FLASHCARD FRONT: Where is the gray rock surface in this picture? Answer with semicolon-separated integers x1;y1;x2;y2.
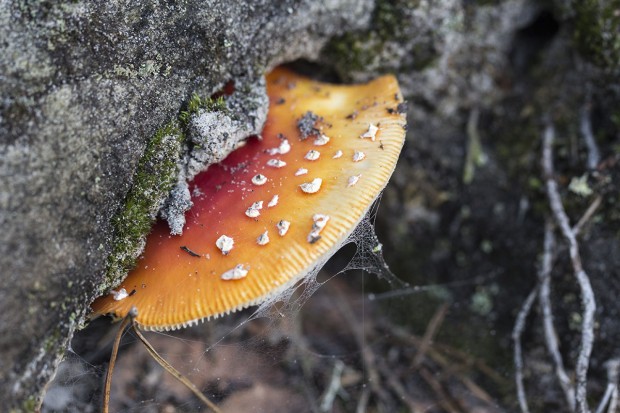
0;0;373;409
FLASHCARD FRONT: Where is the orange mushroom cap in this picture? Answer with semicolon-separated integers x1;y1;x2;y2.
91;67;407;330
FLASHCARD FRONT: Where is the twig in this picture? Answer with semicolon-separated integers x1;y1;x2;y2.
412;303;449;367
580;100;600;170
332;287;390;407
131;319;223;413
376;358;425;413
608;369;619;413
463;107;486;184
389;323;509;388
320;360;345;412
543;118;597;413
595;359;620;413
419;367;462;413
512;286;538;413
356;386;370;413
103;310;133;413
538;220;576;411
573;196;602;237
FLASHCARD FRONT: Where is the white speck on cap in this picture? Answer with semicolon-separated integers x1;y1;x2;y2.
313;134;330;146
267;159;287;168
111;288;128;301
347;174;361;187
299;178;322;194
312;214;330;229
333;150;343;159
304;150;320;161
257;231;270;245
252;174;267;185
360;123;379;141
295;168;308;176
215;235;234;255
221;264;249;280
276;220;290;236
267;139;291;155
307;214;330;243
267;194;279;207
353;151;366;162
245;201;263;218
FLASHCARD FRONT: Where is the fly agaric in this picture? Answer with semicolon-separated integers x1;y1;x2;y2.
91;67;407;330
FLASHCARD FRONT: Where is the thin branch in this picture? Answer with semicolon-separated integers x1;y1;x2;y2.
512;286;538;413
542;118;597;413
103;310;133;413
332;286;390;407
376;358;425;413
320;360;345;412
538;220;575;411
595;359;620;413
580;100;600;170
131;321;222;413
412;303;449;368
419;367;463;413
573;196;602;237
356;386;370;413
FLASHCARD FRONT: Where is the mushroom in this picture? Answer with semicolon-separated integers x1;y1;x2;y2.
91;67;407;331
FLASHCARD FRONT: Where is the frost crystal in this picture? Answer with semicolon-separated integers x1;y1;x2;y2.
360;123;379;141
299;178;322;194
251;174;267;185
276;220;290;236
221;264;249;280
215;235;234;255
257;231;270;245
304;150;320;161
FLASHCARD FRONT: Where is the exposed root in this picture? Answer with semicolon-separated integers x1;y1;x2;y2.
543;118;597;413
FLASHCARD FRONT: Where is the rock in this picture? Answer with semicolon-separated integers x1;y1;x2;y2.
0;0;373;409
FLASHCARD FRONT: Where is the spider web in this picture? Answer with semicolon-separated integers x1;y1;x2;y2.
42;195;414;413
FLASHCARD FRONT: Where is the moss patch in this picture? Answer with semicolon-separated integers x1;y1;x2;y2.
323;0;435;77
103;121;184;290
572;0;620;71
179;93;226;124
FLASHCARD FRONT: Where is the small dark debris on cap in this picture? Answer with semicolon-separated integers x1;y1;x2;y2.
346;111;358;120
297;111;321;139
180;245;201;257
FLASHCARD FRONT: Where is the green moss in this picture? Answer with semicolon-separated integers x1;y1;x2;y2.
323;0;435;76
572;0;620;71
324;31;383;72
19;396;38;413
103;121;184;289
179;94;226;124
43;328;62;353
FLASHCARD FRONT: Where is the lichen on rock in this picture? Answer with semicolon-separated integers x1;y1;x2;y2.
185;75;269;180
